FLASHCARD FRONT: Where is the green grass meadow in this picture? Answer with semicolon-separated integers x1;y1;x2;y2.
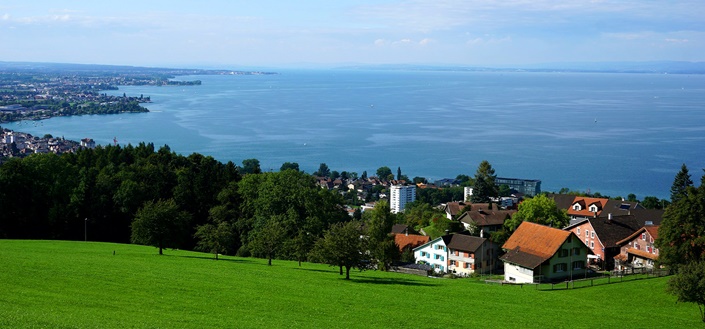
0;240;700;328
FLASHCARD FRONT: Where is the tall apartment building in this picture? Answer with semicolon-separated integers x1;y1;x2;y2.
389;184;416;213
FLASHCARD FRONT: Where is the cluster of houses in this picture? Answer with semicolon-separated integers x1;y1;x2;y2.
0;127;94;160
392;194;663;284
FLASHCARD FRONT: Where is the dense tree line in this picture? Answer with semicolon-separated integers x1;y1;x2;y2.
0;145;361;266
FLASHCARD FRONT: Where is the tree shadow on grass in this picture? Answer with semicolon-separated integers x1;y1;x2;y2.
349;277;439;287
291;267;341;274
168;254;255;264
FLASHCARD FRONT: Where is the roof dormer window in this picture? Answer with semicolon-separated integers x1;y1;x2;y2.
572;203;582;211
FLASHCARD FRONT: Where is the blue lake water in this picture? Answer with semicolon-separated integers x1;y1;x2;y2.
5;69;705;199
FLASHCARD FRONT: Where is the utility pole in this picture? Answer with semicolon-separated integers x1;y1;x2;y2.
84;218;88;242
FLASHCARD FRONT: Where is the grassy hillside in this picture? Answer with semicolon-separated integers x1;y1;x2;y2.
0;240;699;328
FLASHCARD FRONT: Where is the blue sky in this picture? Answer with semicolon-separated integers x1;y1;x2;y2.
0;0;703;68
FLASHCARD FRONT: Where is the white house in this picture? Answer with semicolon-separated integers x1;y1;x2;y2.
500;222;592;283
413;235;452;273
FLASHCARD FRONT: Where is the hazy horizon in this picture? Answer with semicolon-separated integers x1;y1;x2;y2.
1;1;703;68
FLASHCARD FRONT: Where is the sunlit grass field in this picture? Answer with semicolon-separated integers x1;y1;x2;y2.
0;240;699;328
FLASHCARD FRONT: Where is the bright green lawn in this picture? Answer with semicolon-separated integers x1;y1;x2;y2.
0;240;700;328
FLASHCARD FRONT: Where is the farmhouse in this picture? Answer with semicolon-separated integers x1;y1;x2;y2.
447;234;499;276
614;225;660;272
456;208;515;234
413;235;453;273
500;222;592;283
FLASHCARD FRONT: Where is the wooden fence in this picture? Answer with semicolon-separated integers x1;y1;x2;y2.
533;268;670;291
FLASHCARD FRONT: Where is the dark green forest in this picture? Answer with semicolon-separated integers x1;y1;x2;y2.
0;144;350;259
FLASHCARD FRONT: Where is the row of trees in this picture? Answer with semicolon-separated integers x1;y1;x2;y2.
0;145;407;279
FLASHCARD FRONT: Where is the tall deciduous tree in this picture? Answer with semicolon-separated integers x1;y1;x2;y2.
131;199;190;255
671;164;693;204
493;194;569;247
280;162;300;172
376;166;392;180
240;158;261;175
471;160;498;203
311;220;368;280
249;216;287;266
666;261;705;323
504;194;569;231
194;220;234;260
365;200;399;271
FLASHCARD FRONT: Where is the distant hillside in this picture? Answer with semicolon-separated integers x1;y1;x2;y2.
0;61;277;76
338;61;705;74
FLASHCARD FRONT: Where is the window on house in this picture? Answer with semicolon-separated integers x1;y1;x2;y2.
559;249;569;257
589;205;598;212
572;261;585;270
573;204;581;210
573;248;580;255
585;230;589;237
590;241;594;249
585;239;589;246
650;237;654;243
553;263;567;272
450;260;456;266
591;231;595;239
641;233;646;240
577;227;581;235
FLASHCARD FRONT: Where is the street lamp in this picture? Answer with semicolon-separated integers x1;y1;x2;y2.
84;218;87;242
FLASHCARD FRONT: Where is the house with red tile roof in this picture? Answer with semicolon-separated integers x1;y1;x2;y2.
564;209;663;270
500;222;592;283
614;226;660;272
395;233;430;254
567;197;609;219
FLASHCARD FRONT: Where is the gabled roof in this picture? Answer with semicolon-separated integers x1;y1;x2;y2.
565;215;640;248
626;248;658;261
413;234;453;251
457;209;514;227
444;202;469;217
568;197;609;217
391;224;409;234
549;193;578;211
395;234;430;252
500;222;574;269
447;234;487;253
616;226;660;246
